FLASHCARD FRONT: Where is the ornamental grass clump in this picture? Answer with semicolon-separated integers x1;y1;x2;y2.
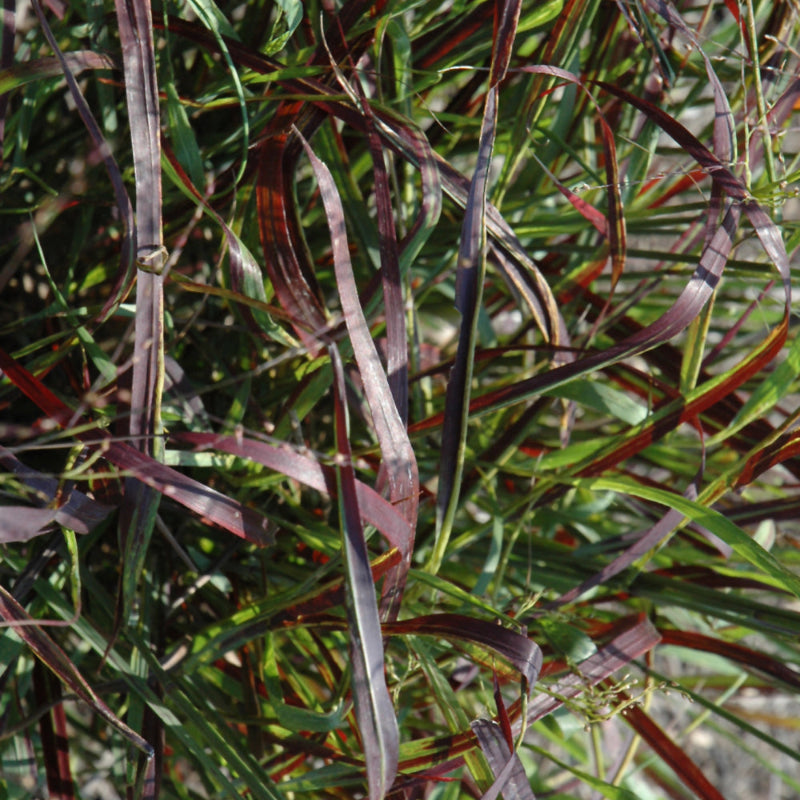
1;1;799;798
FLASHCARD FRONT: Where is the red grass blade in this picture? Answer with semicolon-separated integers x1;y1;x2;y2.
256;125;329;353
659;629;800;690
490;0;523;87
33;661;75;800
617;688;726;800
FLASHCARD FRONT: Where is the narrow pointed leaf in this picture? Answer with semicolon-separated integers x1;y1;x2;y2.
330;345;398;800
471;719;535;800
0;586;154;758
296;129;418;618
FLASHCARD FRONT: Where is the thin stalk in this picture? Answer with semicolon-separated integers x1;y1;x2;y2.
743;0;777;188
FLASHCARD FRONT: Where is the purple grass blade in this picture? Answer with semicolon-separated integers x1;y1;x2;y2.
0;586;154;758
547;480;713;609
103;439;274;546
171;431;411;551
646;0;735;163
115;0;166;625
359;90;409;424
330;344;399;800
2;439;143;542
0;445;113;539
523;616;661;728
579;515;694;601
0;50;115;93
0;348;274;545
117;0;162;250
384;613;542;693
472;719;536;800
296;129;418;619
432;83;499;573
0;507;58;543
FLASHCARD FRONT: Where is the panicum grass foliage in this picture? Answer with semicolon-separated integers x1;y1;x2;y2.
1;0;800;798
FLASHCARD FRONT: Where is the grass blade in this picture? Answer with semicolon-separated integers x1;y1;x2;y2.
330;344;399;800
114;0;166;629
296;127;418;617
0;586;154;759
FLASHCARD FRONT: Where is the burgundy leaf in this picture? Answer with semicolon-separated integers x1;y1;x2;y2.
384;613;542;692
524;615;661;727
297;129;418;618
0;49;115;90
548;479;706;608
257;125;329;353
736;429;800;487
618;690;726;800
114;0;166;625
471;719;535;800
490;0;523;87
171;430;411;551
330;344;399;800
358;88;408;422
0;446;113;538
392;616;658;777
33;661;75;800
435;83;499;569
659;629;800;690
645;0;735;162
0;507;57;543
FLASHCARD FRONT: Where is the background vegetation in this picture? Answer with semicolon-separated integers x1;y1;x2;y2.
1;0;799;798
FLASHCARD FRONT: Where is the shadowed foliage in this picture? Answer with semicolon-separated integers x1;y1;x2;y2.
1;0;800;798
